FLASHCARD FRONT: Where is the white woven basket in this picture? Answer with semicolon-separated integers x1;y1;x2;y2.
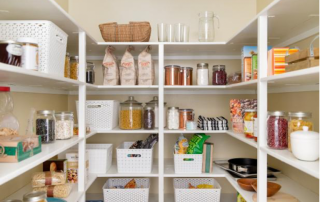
76;100;119;131
174;178;221;202
174;154;203;174
0;20;68;76
86;144;113;173
117;142;153;173
103;178;150;202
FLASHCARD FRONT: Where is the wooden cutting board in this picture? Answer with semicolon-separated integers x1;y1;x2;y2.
253;192;299;202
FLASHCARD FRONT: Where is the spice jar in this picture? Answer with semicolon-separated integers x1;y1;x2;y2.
17;37;39;71
267;111;288;149
167;107;179;129
146;96;167;128
55;111;74;140
64;52;70;78
165;65;180;85
143;106;155;129
70;56;79;80
119;96;143;130
179;109;194;130
212;65;227;85
197;63;209;85
86;62;95;84
23;191;47;202
36;110;55;143
0;40;22;67
244;109;256;138
288;112;313;151
179;67;193;85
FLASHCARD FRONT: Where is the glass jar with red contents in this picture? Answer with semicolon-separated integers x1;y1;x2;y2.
212;65;227;85
267;111;288;150
244;109;256;138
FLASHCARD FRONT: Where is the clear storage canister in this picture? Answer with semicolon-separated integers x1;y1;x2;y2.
146;96;167;128
212;65;227;85
179;67;193;85
143;106;155;129
179;109;194;130
64;52;70;78
167;107;179;129
288;112;313;151
36;110;55;143
244;109;256;138
267;111;288;150
86;62;95;84
197;63;209;85
70;56;79;80
119;96;143;130
23;191;47;202
55;111;74;140
165;65;180;85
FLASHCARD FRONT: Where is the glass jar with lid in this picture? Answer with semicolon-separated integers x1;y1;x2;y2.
179;109;194;130
64;52;70;78
119;96;143;130
143;106;155;129
267;111;288;149
167;107;179;130
36;110;55;143
212;65;227;85
288;112;313;151
55;111;74;140
165;65;180;85
86;62;95;84
244;109;257;138
70;56;79;80
23;191;47;202
197;63;209;85
179;67;193;85
146;96;167;128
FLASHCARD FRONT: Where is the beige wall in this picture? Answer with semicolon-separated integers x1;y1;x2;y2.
256;0;274;13
54;0;69;12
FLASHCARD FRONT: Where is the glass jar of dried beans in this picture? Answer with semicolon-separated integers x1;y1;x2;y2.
212;65;227;85
267;111;288;150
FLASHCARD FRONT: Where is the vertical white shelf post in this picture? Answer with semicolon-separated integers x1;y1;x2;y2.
257;15;268;202
78;31;87;202
158;44;164;202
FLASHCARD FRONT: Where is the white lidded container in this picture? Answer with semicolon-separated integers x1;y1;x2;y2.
17;37;39;71
291;126;319;161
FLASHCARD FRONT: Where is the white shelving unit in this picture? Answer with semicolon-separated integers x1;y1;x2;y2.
0;0;318;202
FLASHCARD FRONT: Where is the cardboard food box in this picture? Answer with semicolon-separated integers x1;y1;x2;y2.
43;159;67;181
267;48;299;76
66;151;89;183
0;135;41;163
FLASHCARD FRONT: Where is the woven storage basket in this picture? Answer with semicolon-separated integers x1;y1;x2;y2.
86;144;113;173
174;154;203;174
99;22;151;42
174;178;221;202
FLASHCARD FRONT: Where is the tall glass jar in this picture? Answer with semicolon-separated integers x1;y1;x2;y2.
288;112;313;151
70;56;79;80
167;107;179;130
267;111;288;149
119;96;143;130
143;106;155;129
36;110;55;143
23;191;47;202
244;109;256;138
198;11;220;42
86;62;95;84
179;67;193;85
179;109;194;130
212;65;227;85
165;65;180;85
64;52;70;78
146;96;167;128
197;63;209;85
55;111;74;140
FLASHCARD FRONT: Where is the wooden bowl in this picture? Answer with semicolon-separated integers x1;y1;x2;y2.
251;181;281;197
237;179;257;191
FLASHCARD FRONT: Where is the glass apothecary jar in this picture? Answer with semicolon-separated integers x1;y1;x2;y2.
165;65;180;85
197;63;209;86
86;62;95;84
70;56;79;80
179;109;194;130
244;109;256;138
179;67;193;85
119;96;143;130
23;191;47;202
267;111;288;149
36;110;55;143
212;65;227;85
288;112;313;151
167;107;179;130
146;96;167;128
55;111;74;140
143;106;155;129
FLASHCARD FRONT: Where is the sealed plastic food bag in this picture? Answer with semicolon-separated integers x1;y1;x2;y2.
120;46;137;85
138;46;154;85
186;133;210;154
32;171;66;188
174;134;189;154
102;46;119;85
33;183;72;198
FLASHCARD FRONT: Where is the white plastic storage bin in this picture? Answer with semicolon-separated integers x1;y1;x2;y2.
0;20;68;76
174;154;203;174
103;178;150;202
117;142;153;173
86;144;113;173
76;100;119;131
174;178;221;202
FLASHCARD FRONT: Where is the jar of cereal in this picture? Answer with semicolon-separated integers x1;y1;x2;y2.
119;96;143;130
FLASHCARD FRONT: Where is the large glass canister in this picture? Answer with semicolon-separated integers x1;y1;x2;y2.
197;63;209;86
244;109;257;138
165;65;180;85
55;111;74;140
143;106;155;129
288;112;313;151
212;65;227;85
86;62;95;84
23;191;47;202
36;110;55;143
70;56;79;80
167;107;179;130
198;11;220;42
146;96;167;128
119;96;143;130
267;111;288;149
179;109;194;130
179;67;193;85
64;52;70;78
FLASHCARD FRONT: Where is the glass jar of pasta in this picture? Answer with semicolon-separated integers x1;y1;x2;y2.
119;96;143;130
70;56;79;80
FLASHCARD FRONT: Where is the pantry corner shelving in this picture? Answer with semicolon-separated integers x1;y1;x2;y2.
97;163;159;178
96;127;159;134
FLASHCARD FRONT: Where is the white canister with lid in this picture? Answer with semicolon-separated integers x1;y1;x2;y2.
197;63;209;85
291;126;319;161
17;37;39;71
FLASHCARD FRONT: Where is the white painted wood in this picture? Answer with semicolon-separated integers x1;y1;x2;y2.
96;163;159;177
96;127;159;134
164;129;227;134
227;131;258;148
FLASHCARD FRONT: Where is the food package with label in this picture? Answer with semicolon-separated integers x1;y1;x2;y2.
120;46;137;85
43;159;67;182
230;99;257;133
32;171;66;188
267;48;299;76
102;46;119;85
33;183;72;198
66;151;89;183
0;135;41;163
138;46;155;85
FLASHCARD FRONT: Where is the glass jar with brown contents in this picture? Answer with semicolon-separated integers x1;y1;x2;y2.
179;109;194;129
64;52;70;78
119;96;143;130
244;109;257;138
70;56;79;80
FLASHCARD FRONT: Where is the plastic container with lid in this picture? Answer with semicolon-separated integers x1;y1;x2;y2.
70;56;79;80
244;109;256;138
0;40;22;67
36;110;55;143
212;65;227;85
64;52;70;78
197;63;209;85
55;111;74;140
288;112;313;151
267;111;288;149
23;191;47;202
17;37;39;71
165;65;180;85
179;67;193;85
2;200;22;202
167;107;179;130
179;109;194;130
146;96;167;128
143;106;155;129
119;96;143;130
86;62;95;84
291;126;319;161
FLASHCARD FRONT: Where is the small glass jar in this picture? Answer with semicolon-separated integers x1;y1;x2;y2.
165;65;180;85
186;121;197;130
179;109;194;130
179;67;193;85
267;111;288;149
212;65;227;85
143;106;155;129
167;107;179;130
86;62;95;84
146;96;167;128
36;110;55;143
55;111;74;140
288;112;313;151
23;191;47;202
244;109;256;138
119;96;143;130
64;52;70;78
197;63;209;86
70;56;79;80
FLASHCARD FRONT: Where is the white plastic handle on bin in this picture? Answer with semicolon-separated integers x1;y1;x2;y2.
55;34;64;44
87;105;102;109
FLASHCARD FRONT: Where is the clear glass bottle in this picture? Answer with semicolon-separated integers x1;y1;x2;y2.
146;96;167;128
36;110;55;143
70;56;79;80
64;52;70;78
167;107;179;130
197;63;209;85
0;86;19;135
143;106;155;129
119;96;143;130
23;191;47;202
198;11;220;42
55;111;74;140
86;62;95;84
212;65;227;85
267;111;288;149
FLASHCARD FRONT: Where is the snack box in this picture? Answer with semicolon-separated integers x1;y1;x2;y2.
43;159;68;181
0;135;41;163
66;151;89;183
267;48;300;75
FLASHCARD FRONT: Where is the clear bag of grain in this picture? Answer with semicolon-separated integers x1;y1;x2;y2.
33;184;72;198
138;46;154;85
120;46;137;85
102;46;119;85
32;171;66;188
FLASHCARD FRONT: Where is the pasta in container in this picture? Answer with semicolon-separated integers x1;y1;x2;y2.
33;184;72;198
32;171;66;188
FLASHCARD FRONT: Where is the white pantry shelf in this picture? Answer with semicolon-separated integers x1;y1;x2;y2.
97;127;159;134
164;193;236;202
226;131;257;148
86;193;159;202
164;129;227;134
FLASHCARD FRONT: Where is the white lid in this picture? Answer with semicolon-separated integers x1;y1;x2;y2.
17;37;38;44
291;126;319;140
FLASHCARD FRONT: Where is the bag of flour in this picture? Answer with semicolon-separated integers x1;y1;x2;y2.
102;46;119;85
120;46;137;85
138;46;154;85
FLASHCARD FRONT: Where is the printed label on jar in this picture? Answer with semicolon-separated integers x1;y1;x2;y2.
6;44;22;56
244;120;254;133
253;118;258;137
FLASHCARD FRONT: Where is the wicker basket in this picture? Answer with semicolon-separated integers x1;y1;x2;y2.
99;22;151;42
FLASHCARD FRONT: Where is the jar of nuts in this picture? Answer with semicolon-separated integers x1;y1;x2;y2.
55;111;74;140
119;96;143;130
